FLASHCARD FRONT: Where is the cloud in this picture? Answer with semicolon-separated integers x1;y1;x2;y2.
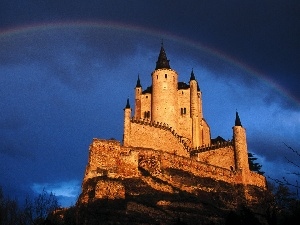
0;27;143;93
31;180;81;207
0;137;34;159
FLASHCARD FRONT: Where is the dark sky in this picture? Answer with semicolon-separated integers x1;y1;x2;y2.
0;0;299;206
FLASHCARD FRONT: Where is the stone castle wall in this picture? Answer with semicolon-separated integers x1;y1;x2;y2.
126;119;190;157
83;139;266;188
196;146;235;170
84;139;139;181
177;88;192;139
140;92;151;119
79;138;266;204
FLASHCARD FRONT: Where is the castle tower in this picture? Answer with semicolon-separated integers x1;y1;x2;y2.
151;44;178;130
134;75;142;120
123;98;131;146
190;69;200;147
233;112;250;173
197;82;203;119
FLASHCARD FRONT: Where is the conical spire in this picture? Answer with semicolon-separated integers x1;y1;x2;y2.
125;98;130;109
235;111;242;126
190;68;196;81
155;41;171;70
136;74;142;88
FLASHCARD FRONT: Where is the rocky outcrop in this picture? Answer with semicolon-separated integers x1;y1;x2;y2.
51;138;269;224
66;170;270;225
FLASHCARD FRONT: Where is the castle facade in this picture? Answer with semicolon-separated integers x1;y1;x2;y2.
130;45;210;149
79;44;266;204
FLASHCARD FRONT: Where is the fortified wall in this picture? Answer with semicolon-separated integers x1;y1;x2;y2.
80;138;266;203
84;139;139;181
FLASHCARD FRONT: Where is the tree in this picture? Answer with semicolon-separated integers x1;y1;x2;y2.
24;188;60;225
248;152;265;175
269;143;300;197
270;183;300;225
0;186;22;225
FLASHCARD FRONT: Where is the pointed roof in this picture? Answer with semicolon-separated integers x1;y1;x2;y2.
189;69;201;91
125;98;130;109
190;68;196;81
136;74;142;88
235;111;242;126
155;42;171;70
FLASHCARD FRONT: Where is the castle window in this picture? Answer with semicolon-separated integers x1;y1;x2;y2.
146;96;148;98
144;111;150;118
165;74;167;78
157;75;158;79
181;108;187;115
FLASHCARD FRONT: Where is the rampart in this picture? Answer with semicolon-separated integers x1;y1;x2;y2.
84;139;139;181
83;139;266;189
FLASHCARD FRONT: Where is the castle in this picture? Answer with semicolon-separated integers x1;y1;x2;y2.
79;44;266;204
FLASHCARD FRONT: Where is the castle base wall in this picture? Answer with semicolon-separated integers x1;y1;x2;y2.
196;146;235;171
80;138;266;203
84;139;140;181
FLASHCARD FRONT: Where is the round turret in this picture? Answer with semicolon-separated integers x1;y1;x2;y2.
123;98;132;146
190;69;199;118
151;45;178;130
134;75;142;120
233;112;250;172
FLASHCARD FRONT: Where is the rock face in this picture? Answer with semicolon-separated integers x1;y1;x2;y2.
73;170;270;225
68;139;271;225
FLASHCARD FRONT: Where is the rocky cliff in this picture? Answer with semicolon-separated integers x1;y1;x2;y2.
73;170;270;225
51;139;270;225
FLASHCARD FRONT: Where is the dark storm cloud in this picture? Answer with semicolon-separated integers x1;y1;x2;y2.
0;27;141;91
1;0;299;100
0;137;33;158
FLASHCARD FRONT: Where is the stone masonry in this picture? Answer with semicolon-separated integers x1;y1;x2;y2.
78;44;267;204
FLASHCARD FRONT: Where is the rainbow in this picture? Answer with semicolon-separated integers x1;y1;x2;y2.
0;21;298;106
